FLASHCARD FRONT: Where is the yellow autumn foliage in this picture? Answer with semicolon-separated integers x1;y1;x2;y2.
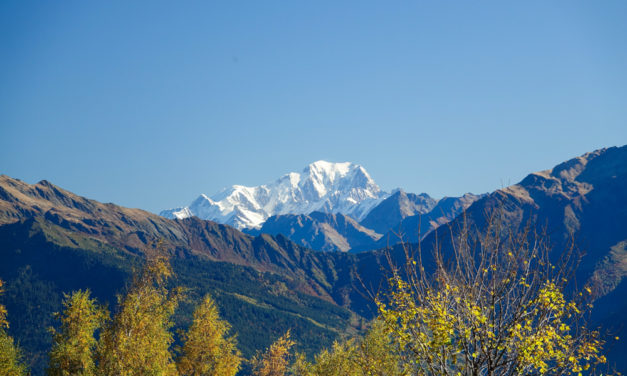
48;290;107;376
177;294;242;376
292;320;405;376
252;330;295;376
97;254;182;376
0;279;28;376
376;213;608;375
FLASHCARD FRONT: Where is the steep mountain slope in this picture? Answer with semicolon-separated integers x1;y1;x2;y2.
410;145;627;370
369;193;483;249
452;146;627;287
412;146;627;296
0;175;372;375
0;175;373;304
1;145;626;373
246;211;382;252
248;191;479;254
359;190;436;234
160;161;389;229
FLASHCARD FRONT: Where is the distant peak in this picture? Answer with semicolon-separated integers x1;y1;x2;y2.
36;179;54;187
304;161;373;180
309;160;350;167
161;159;388;228
306;160;353;173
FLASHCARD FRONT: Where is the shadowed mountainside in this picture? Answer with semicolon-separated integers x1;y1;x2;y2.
0;175;376;375
0;175;368;303
1;145;626;373
364;192;483;251
246;190;481;253
410;145;627;371
245;211;382;252
359;190;437;234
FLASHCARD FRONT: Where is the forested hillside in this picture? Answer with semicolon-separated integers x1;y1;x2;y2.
1;146;626;374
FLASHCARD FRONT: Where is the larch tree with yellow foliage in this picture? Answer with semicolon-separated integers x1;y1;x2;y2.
47;290;107;376
376;212;608;375
291;320;405;376
252;330;294;376
177;294;242;376
292;339;357;376
0;279;28;376
97;253;183;376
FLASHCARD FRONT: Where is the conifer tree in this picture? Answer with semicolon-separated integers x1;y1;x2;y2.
177;294;242;376
252;330;294;376
47;289;107;376
0;280;28;376
97;254;182;376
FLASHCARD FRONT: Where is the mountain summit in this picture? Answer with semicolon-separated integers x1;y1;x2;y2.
160;161;389;229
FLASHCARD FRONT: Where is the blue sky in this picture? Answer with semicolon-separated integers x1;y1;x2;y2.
1;1;626;213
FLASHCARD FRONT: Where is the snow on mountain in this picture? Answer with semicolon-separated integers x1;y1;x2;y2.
160;161;390;229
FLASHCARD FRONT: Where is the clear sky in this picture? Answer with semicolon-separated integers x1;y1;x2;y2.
1;1;626;213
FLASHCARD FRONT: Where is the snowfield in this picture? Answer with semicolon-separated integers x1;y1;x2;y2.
160;161;389;229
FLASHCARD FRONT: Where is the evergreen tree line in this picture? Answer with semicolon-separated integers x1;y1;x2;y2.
0;216;614;376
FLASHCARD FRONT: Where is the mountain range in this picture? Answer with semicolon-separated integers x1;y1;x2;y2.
0;145;626;374
244;211;381;253
162;161;484;252
160;161;388;229
0;175;372;374
244;190;483;253
412;145;627;370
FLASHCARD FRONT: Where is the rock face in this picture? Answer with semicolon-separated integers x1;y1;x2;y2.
161;161;389;229
246;211;382;252
419;146;627;291
413;145;627;370
359;190;437;234
367;192;484;250
157;161;479;251
253;191;482;253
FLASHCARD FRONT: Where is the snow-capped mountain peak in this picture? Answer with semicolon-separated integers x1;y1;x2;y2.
160;161;389;229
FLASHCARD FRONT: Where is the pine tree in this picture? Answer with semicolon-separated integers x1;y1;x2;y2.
0;280;28;376
97;254;182;376
47;289;107;376
177;294;242;376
